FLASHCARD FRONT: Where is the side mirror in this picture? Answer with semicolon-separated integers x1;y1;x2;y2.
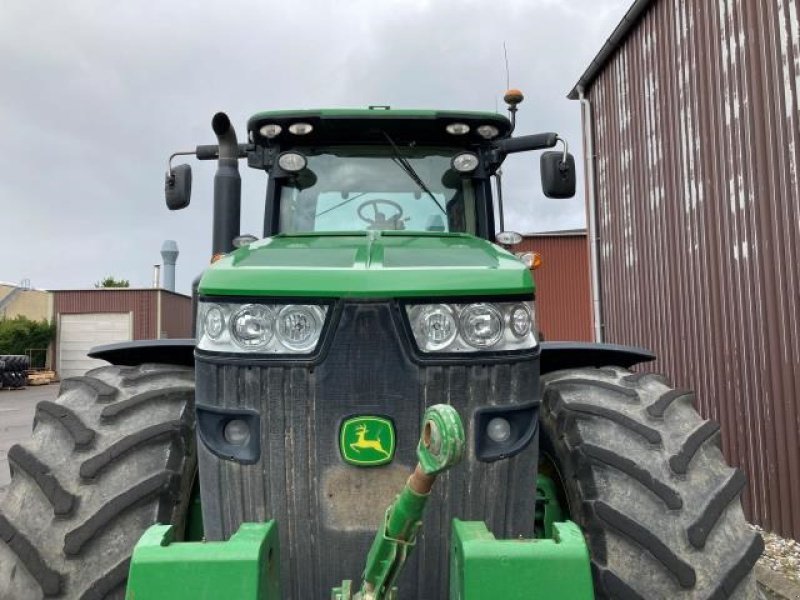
541;151;576;199
165;164;192;210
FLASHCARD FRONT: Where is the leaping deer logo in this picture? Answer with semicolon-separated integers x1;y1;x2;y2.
349;424;390;457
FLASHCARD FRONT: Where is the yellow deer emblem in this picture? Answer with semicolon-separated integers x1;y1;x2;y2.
350;424;390;457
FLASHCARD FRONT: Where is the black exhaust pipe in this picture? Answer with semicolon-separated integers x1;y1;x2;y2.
211;112;241;255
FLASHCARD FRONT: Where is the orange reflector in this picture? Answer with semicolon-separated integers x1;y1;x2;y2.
211;253;225;263
532;253;543;270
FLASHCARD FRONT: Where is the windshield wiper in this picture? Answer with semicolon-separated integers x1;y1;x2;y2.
382;132;446;215
315;191;370;218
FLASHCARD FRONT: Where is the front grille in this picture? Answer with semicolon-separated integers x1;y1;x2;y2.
196;301;540;598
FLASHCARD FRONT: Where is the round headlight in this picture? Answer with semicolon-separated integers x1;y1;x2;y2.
231;304;274;349
223;419;250;445
412;304;457;351
487;417;512;443
477;125;500;139
203;304;225;340
259;124;282;139
277;152;307;172
288;122;313;135
275;305;323;351
459;303;504;348
508;304;532;337
446;122;470;135
451;152;479;173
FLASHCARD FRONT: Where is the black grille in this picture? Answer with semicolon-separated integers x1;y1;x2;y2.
196;301;540;598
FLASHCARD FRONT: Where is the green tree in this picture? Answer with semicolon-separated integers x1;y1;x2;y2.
0;316;56;367
94;276;130;288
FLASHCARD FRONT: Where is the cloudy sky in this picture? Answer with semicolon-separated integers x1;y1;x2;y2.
0;0;629;294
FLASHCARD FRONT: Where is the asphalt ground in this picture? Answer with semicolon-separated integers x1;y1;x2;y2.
0;384;57;497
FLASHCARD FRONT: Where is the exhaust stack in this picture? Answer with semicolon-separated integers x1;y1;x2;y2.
211;112;241;255
160;240;179;292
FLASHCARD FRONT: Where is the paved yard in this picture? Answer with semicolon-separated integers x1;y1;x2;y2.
0;384;57;496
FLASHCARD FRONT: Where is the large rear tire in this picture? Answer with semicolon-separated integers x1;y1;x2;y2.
0;364;196;599
540;367;763;599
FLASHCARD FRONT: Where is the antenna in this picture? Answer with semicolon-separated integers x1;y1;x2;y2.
501;42;524;132
503;42;510;90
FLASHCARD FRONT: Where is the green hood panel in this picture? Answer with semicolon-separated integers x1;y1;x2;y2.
199;232;533;298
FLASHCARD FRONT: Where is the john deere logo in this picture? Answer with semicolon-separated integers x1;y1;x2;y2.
340;416;395;466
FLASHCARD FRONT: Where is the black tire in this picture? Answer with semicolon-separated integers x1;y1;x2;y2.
0;356;27;372
0;364;196;599
540;367;763;599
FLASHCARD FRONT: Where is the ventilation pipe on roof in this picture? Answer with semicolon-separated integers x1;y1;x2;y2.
579;86;604;343
160;240;179;292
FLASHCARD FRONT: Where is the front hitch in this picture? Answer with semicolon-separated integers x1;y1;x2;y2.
333;404;466;600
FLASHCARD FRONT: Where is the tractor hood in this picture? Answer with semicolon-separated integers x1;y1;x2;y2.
198;232;533;298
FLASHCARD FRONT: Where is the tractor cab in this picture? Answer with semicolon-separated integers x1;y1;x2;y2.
166;103;576;257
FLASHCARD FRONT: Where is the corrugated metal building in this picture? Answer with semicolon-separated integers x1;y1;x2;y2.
513;230;593;341
53;289;191;378
569;0;800;538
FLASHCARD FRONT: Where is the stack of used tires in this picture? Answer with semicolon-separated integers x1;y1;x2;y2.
0;355;29;390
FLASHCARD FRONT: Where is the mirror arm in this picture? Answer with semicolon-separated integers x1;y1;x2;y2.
492;132;559;156
556;136;570;169
167;143;253;175
166;150;196;178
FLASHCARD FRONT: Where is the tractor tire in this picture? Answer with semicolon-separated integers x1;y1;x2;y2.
0;355;28;372
540;367;763;599
0;363;196;599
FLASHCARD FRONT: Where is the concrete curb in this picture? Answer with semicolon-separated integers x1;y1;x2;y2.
757;565;800;599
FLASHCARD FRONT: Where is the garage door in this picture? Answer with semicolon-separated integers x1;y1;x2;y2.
58;313;132;379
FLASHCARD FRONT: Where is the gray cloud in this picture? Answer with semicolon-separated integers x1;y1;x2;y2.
0;0;629;293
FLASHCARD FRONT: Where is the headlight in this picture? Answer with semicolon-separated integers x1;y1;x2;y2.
231;304;274;349
259;123;282;138
406;301;537;353
197;301;328;354
277;152;307;172
476;124;500;139
451;152;479;173
459;303;503;347
408;304;458;351
275;305;325;351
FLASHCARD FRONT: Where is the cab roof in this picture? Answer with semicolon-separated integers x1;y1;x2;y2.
247;108;512;146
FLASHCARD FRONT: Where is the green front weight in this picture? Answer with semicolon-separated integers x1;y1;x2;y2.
450;519;594;600
126;522;281;599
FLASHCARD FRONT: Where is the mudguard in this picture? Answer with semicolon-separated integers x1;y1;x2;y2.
88;338;195;366
539;341;654;375
88;340;654;374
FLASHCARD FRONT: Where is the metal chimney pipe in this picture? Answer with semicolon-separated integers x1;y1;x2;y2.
160;240;179;292
153;264;161;289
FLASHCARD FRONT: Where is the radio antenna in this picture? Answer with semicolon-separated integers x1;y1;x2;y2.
503;42;510;90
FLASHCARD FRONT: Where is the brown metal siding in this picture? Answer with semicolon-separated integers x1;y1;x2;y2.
584;0;800;538
514;236;593;341
159;291;193;339
53;290;158;340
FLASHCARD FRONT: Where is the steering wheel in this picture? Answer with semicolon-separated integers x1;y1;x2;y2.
357;198;405;229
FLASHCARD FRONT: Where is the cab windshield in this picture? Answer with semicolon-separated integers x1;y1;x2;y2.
277;146;477;234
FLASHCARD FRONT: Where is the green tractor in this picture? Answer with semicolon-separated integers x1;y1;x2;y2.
0;96;763;599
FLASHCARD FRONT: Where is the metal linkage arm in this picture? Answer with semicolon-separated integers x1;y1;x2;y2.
333;404;465;600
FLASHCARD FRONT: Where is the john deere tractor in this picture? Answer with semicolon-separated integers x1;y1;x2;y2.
0;96;763;599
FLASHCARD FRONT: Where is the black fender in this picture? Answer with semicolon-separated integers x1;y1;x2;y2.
88;339;196;367
88;339;654;374
539;341;654;375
